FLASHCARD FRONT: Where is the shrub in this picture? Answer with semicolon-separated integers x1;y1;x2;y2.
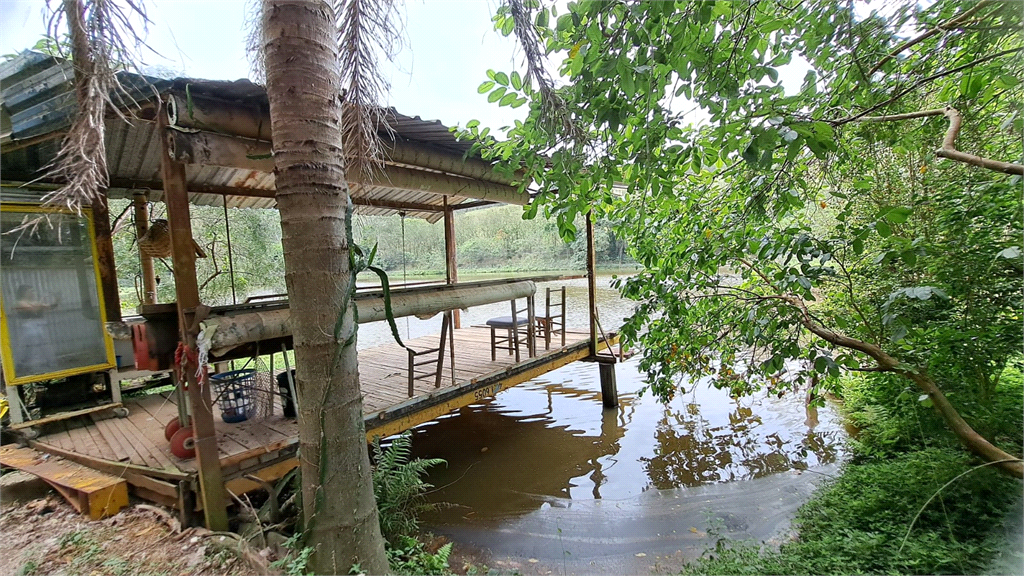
684;448;1018;575
371;432;446;543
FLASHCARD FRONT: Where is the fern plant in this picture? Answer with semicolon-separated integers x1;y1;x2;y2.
372;432;446;542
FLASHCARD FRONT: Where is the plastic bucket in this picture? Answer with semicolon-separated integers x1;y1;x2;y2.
210;369;255;424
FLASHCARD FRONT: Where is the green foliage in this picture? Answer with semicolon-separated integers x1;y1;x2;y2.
110;202;286;309
683;449;1019;576
270;534;314;576
468;0;1023;472
371;432;446;543
840;362;1024;460
386;536;453;575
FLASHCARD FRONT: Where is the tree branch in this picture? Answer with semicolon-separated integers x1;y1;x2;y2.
832;47;1023;126
868;0;994;76
853;107;1024;176
774;291;1023;478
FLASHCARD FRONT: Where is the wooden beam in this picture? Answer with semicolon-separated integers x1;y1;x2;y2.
168;91;517;185
0;444;129;520
28;440;190;481
8;403;121;431
165;129;528;205
158;103;229;532
586;211;598;357
133;193;157;304
112;177;450;214
443;198;460;328
169;128;272;172
91;192;121;321
366;164;526;205
3;175;478;215
450;200;498;211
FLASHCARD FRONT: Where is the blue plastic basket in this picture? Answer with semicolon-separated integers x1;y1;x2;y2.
210;369;255;424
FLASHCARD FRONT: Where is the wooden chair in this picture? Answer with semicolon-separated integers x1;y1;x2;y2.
486;296;535;362
535;286;566;350
406;311;455;397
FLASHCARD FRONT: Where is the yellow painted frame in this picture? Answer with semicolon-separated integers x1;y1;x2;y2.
0;203;116;385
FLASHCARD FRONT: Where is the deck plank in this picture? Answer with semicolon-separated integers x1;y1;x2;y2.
88;416;133;462
23;324;606;493
116;414;178;470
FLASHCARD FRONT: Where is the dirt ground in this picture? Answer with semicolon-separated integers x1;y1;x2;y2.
0;496;259;576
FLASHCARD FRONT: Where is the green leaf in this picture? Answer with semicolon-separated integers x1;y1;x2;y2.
621;71;636;97
884;206;912;224
499;92;517;107
814;357;827;373
556;13;572;31
535;9;549;27
876;221;892;237
366;265;406;349
494;72;510;86
477;81;495;94
511;71;523;90
852;238;864;254
742;143;759;165
488;87;507;103
996;74;1020;89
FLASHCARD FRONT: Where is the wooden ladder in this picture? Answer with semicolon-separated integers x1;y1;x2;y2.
0;444;128;520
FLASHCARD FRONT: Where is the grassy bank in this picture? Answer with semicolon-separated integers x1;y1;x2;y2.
683;365;1024;576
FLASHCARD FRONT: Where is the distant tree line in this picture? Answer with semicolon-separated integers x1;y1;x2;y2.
109;201;634;310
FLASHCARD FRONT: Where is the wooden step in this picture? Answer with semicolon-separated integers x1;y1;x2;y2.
0;444;128;519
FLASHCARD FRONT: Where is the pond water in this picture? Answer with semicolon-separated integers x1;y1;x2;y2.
358;275;847;573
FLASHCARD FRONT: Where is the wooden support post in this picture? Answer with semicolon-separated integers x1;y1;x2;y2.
133;193;157;305
6;383;25;425
599;362;618;408
91;192;121;322
443;199;460;328
586;211;598;357
526;295;536;358
159;104;229;532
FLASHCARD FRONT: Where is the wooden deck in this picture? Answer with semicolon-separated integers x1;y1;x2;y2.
25;326;610;505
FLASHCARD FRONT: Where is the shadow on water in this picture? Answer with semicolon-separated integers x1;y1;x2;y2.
362;275;847;572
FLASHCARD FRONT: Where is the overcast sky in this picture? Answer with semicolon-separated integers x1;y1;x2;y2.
0;0;526;130
0;0;830;136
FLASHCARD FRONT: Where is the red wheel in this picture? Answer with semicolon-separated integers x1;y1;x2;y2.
164;417;192;441
164;418;182;441
169;427;196;459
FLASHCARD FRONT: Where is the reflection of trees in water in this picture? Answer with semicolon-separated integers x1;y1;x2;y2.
641;399;840;489
413;378;839;522
412;383;632;519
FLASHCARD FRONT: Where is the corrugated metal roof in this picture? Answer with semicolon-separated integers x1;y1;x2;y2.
0;51;505;222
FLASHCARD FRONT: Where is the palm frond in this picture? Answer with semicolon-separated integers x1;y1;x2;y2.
334;0;404;183
35;0;151;217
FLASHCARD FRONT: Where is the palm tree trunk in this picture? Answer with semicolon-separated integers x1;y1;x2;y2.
261;1;388;573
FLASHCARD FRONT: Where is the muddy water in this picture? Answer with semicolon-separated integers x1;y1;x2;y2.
360;276;847;573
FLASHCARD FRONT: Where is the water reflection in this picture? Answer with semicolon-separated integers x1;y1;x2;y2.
359;273;846;569
407;357;843;526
